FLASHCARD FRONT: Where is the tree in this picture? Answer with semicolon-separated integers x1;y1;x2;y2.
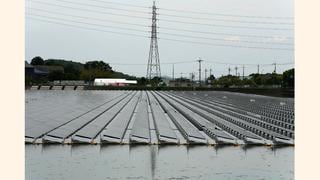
250;73;265;86
64;64;80;80
215;75;241;87
30;56;44;65
242;78;256;87
80;68;113;81
207;75;216;85
282;68;294;88
176;77;190;83
80;61;113;82
138;77;147;86
207;75;216;81
48;71;64;81
150;76;162;87
84;61;112;72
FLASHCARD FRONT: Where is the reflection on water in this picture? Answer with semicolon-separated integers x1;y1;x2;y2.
150;146;157;180
26;145;294;180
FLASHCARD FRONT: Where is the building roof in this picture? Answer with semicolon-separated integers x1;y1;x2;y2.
34;65;64;73
34;68;49;74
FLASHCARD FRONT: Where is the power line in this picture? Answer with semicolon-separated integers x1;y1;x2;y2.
31;0;293;21
278;62;295;65
26;16;150;38
159;13;293;25
162;60;196;65
29;0;150;14
26;7;293;40
26;15;294;51
28;0;293;31
158;37;294;51
108;63;146;66
27;0;150;20
205;61;256;66
158;7;293;20
27;10;292;46
90;59;293;67
159;26;293;39
31;0;293;23
87;0;150;9
159;18;293;31
56;0;293;23
30;0;293;20
111;61;293;71
89;60;194;66
159;32;293;46
26;7;149;27
205;60;294;66
26;13;150;33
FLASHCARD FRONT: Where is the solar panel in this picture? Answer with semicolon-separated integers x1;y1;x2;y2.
130;92;150;143
72;92;135;143
25;90;294;145
45;92;128;141
159;92;235;142
101;92;141;143
25;91;126;139
147;92;177;143
152;92;206;144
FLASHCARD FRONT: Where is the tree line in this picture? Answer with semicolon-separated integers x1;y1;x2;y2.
26;56;294;88
26;56;137;84
208;68;294;88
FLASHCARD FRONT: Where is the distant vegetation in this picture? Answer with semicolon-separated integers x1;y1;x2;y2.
212;69;294;88
26;56;294;88
27;56;137;84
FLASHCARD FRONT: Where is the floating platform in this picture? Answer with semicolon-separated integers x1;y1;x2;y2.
25;90;294;146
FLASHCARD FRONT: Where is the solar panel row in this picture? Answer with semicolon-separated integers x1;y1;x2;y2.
25;90;294;145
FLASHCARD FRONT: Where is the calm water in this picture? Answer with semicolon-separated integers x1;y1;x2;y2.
26;145;293;180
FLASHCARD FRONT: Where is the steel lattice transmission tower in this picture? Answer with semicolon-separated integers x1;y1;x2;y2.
146;1;161;79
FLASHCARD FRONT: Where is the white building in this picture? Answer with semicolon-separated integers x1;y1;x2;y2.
94;78;137;86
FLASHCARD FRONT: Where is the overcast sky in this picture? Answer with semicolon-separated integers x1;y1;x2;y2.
25;0;294;78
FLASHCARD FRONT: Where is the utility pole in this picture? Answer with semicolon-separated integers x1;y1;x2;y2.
235;66;238;77
191;72;195;89
242;65;245;79
273;62;277;73
257;64;260;74
172;64;174;81
146;1;161;80
89;63;92;85
209;68;212;77
205;69;208;85
197;58;203;86
228;67;231;75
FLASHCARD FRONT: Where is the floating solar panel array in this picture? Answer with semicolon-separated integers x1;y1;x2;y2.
28;85;83;90
25;90;294;146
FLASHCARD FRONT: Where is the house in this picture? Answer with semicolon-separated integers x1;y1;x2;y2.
25;61;48;78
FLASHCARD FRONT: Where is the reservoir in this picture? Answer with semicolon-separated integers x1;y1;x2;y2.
26;145;293;180
26;90;294;179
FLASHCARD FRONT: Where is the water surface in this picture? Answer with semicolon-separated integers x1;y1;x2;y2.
26;145;293;180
